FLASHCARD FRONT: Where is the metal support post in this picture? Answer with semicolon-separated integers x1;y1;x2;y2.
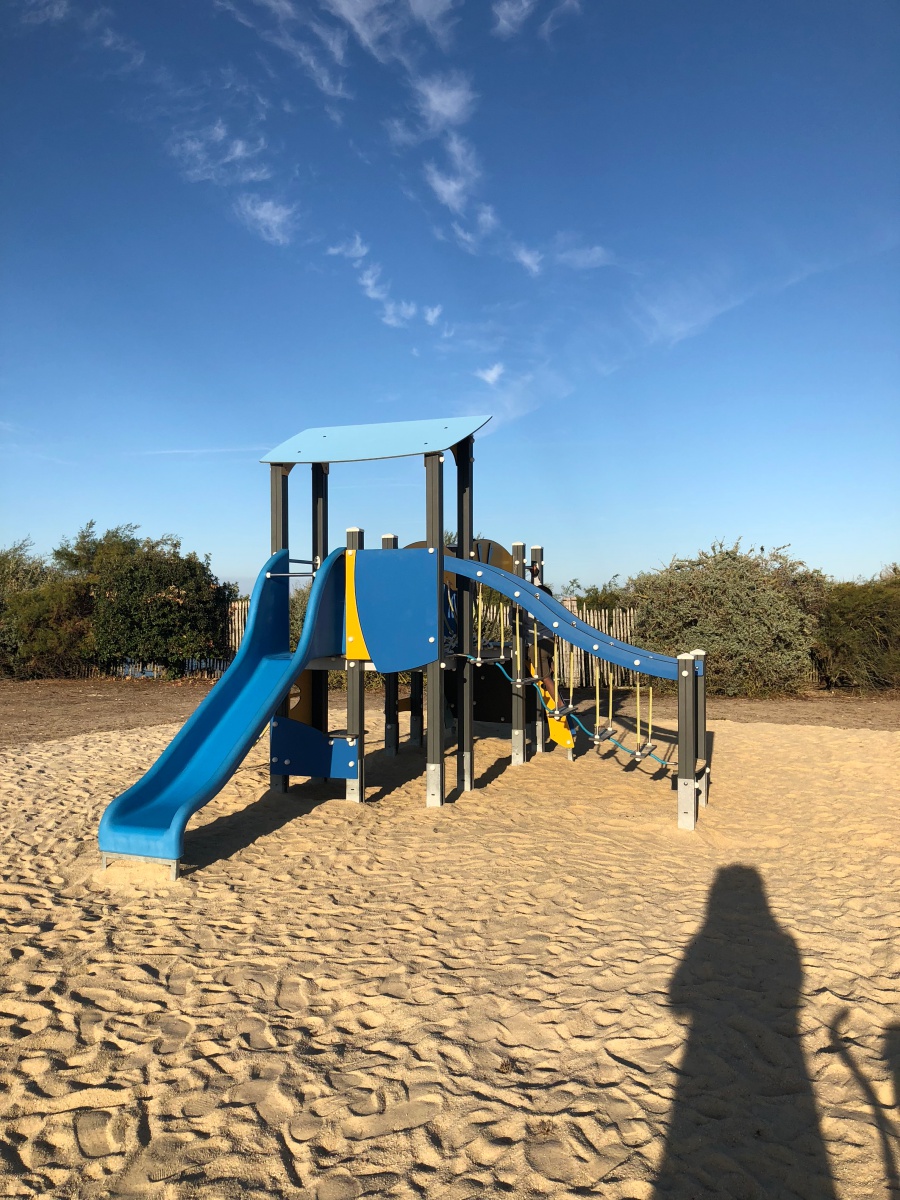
382;534;400;756
511;540;527;765
691;648;708;807
453;437;475;791
345;527;365;802
270;464;292;793
677;652;697;830
410;672;424;747
425;452;445;806
530;544;546;753
311;463;329;737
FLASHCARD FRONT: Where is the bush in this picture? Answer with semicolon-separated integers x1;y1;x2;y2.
623;542;826;696
813;566;900;689
0;539;57;676
2;522;237;677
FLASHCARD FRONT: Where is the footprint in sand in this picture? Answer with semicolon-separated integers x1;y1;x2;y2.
73;1110;124;1158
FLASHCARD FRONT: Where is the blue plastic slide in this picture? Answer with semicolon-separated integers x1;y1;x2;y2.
98;546;346;864
445;559;687;681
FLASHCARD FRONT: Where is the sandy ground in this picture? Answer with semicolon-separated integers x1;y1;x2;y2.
0;699;898;1199
1;679;899;748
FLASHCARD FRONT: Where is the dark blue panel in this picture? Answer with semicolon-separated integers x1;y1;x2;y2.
271;717;360;780
354;549;440;673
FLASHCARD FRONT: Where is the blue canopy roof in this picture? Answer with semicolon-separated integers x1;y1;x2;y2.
261;415;491;465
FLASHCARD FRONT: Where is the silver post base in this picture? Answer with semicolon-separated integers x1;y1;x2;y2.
458;749;473;792
677;778;697;829
384;723;399;757
512;728;527;765
697;768;709;807
270;774;290;793
426;762;444;807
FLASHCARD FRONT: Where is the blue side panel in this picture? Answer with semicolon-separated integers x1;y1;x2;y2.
446;559;682;681
97;547;347;862
270;718;360;780
354;549;440;672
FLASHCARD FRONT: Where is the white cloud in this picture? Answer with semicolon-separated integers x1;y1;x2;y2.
539;0;580;39
407;0;457;40
309;19;348;62
556;244;612;269
265;28;350;98
411;71;476;134
319;0;397;61
382;299;417;326
476;204;498;234
424;132;479;214
359;263;389;301
19;0;70;24
512;244;543;276
327;232;369;260
492;0;539;37
424;304;443;325
474;362;505;385
168;120;271;185
234;194;298;244
451;222;477;253
631;272;748;346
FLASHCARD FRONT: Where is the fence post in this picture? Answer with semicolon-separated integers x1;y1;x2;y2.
270;463;292;795
677;652;697;829
691;648;709;807
382;534;400;756
511;541;527;765
345;527;365;803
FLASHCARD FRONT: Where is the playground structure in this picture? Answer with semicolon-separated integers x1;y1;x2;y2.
98;416;709;879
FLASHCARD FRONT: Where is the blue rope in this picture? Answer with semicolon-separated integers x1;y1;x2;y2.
488;660;673;769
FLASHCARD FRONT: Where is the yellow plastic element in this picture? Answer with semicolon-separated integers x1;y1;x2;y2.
288;669;314;724
535;678;575;750
344;549;371;661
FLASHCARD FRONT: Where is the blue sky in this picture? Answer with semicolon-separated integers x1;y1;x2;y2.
2;0;898;595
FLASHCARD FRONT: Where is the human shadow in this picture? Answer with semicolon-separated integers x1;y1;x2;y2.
652;865;837;1199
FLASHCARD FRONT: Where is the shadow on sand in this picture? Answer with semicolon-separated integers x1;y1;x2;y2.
652;865;838;1199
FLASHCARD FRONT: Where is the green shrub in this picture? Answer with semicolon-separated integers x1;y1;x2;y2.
0;539;56;676
3;522;236;677
813;566;900;689
624;542;826;696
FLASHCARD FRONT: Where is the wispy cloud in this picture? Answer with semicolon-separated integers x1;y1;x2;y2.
234;193;298;244
492;0;539;37
555;242;613;269
382;299;417;326
327;232;369;260
424;304;443;325
408;0;458;41
539;0;581;40
474;362;505;385
359;263;389;301
424;132;480;214
630;270;749;346
512;243;543;276
319;0;398;63
412;71;476;134
168;119;271;185
19;0;70;25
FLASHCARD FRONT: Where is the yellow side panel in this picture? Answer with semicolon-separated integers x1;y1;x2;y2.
536;680;575;749
344;549;371;661
288;669;314;725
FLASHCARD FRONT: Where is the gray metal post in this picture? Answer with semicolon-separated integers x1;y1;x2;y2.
311;463;329;736
345;527;365;802
409;672;424;747
270;464;292;793
425;453;445;806
691;648;709;807
511;540;527;765
383;534;400;756
530;544;546;754
453;437;475;791
677;652;697;830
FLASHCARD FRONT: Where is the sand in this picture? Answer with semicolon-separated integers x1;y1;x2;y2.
0;701;898;1199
